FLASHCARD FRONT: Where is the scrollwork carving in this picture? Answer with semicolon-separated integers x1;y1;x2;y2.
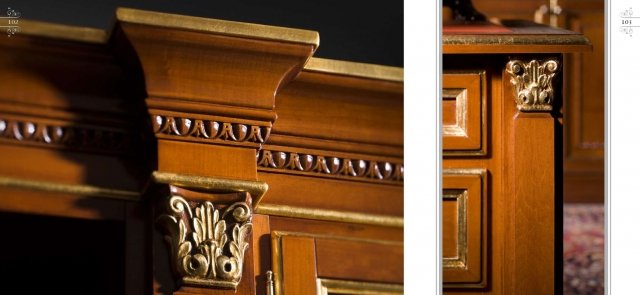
157;195;252;289
506;59;559;112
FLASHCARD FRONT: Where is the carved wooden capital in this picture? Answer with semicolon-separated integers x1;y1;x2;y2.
157;194;252;289
153;171;267;289
505;59;559;112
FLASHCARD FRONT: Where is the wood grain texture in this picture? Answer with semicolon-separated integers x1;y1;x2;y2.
444;51;565;293
1;9;409;295
473;0;604;204
501;58;562;294
315;238;403;284
269;216;403;242
157;140;257;181
273;71;403;149
258;172;403;216
443;72;486;154
508;114;557;294
281;236;317;295
116;23;314;110
443;55;504;294
442;172;486;286
0;187;125;220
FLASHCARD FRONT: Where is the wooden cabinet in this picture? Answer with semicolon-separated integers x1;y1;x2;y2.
474;0;605;203
442;20;590;294
0;8;402;295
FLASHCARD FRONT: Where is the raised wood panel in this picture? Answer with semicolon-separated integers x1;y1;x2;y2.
315;238;403;284
443;72;486;155
442;170;486;287
272;232;403;295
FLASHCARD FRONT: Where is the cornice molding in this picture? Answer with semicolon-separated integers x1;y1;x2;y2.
116;7;319;49
152;114;271;148
0;115;131;155
257;149;403;185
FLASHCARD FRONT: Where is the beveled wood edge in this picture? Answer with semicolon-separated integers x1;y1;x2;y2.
0;175;140;200
304;57;403;82
116;7;319;48
151;171;268;207
256;203;403;228
15;19;107;44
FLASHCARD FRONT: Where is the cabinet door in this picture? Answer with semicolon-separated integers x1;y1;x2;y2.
271;232;403;294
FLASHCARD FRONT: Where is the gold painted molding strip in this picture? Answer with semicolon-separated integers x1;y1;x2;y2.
18;19;107;44
256;203;403;228
317;278;403;295
152;171;268;206
116;7;320;48
304;57;403;82
0;176;140;200
443;34;590;46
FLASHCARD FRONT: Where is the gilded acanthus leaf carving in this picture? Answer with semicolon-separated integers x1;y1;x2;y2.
157;195;252;289
505;59;559;112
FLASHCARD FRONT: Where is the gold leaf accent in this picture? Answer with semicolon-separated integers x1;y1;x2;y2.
158;195;252;289
505;59;559;112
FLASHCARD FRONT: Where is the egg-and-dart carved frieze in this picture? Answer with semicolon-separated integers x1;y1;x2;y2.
257;149;403;184
0;117;130;154
152;115;271;146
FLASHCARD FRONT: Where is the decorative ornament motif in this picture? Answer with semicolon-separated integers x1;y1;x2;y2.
0;117;130;154
152;115;270;145
257;150;403;183
505;59;559;112
157;195;252;289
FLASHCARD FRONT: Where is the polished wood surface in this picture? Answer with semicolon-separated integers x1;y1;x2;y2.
443;19;586;293
474;0;605;203
1;8;403;295
443;171;486;287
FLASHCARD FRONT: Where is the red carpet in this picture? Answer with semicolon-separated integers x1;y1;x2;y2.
564;204;605;294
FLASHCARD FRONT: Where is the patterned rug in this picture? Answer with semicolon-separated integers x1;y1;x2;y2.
564;204;605;295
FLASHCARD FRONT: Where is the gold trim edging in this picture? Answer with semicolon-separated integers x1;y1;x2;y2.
255;203;403;228
152;171;268;207
0;176;140;200
304;57;403;82
116;7;319;48
17;19;107;43
443;34;590;46
442;190;468;269
317;278;403;295
442;70;487;156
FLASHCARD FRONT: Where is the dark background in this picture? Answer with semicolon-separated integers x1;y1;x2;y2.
6;0;403;67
